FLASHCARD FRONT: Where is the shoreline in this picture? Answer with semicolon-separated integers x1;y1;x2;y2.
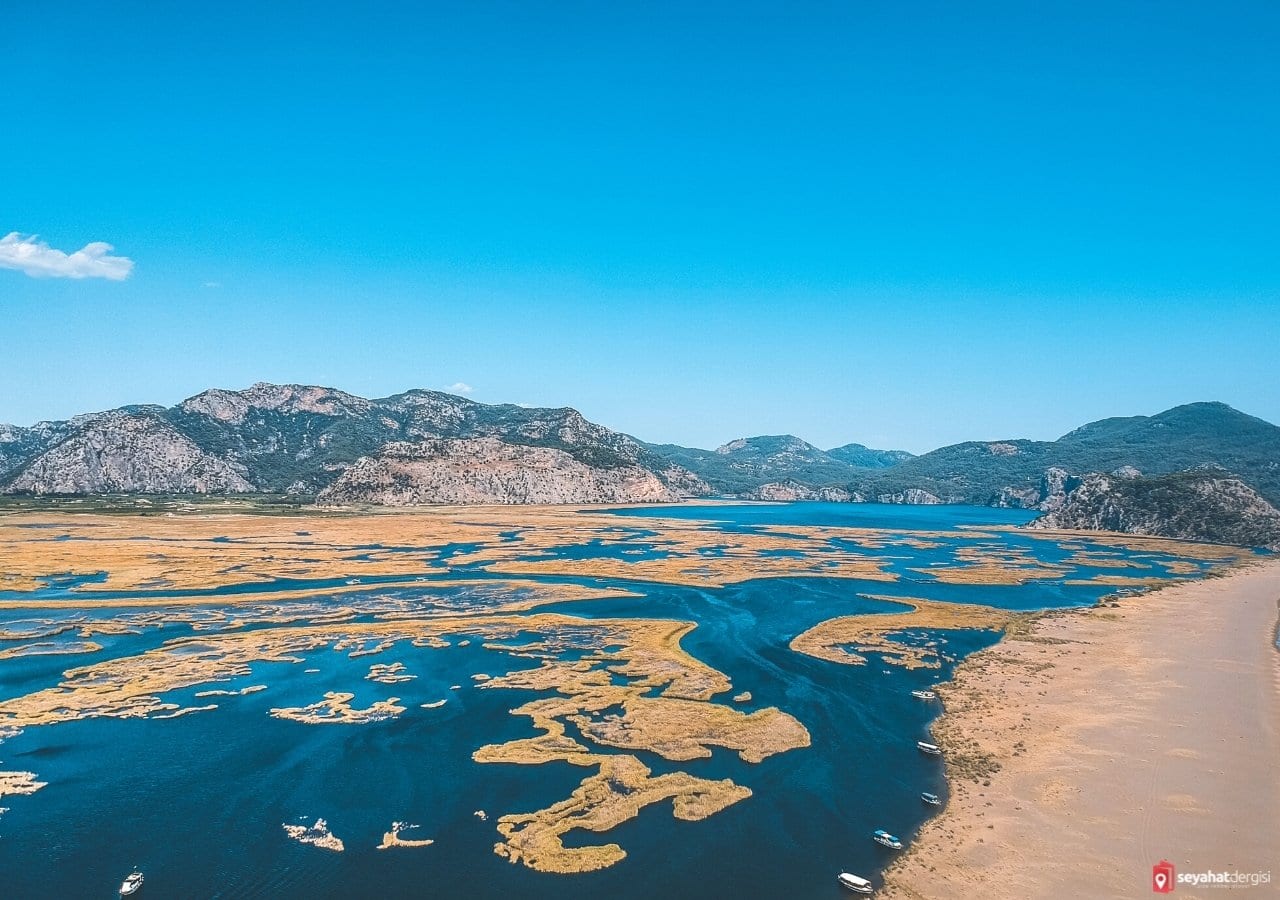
882;558;1280;899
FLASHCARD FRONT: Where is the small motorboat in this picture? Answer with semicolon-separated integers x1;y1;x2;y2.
917;740;942;756
872;829;904;850
838;872;875;894
910;689;937;701
921;792;942;806
119;871;144;896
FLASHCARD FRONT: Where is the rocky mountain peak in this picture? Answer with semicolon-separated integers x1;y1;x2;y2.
375;390;473;437
182;383;372;424
715;435;817;456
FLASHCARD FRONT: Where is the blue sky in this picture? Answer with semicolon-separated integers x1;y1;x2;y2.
3;1;1277;453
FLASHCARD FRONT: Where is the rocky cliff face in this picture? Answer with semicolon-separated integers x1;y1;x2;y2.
316;437;678;505
875;488;943;505
1031;471;1280;550
995;466;1079;511
656;465;712;498
1;420;81;481
743;481;862;502
1;425;49;479
4;411;252;494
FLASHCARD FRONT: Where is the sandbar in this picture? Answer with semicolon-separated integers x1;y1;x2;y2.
194;684;266;697
282;817;344;852
0;769;46;806
790;595;1022;669
270;691;405;725
882;559;1280;899
377;821;434;849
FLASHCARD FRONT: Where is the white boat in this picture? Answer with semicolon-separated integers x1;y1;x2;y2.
921;792;942;806
119;871;144;896
872;829;904;850
917;740;942;756
838;872;875;894
910;690;937;700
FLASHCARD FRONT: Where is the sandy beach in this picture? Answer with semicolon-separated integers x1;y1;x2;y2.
883;558;1280;899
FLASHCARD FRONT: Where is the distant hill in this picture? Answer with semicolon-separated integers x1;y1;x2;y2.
826;443;915;469
1032;470;1280;550
0;383;708;504
643;434;912;495
849;403;1280;508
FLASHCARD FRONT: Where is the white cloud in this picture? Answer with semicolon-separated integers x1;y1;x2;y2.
443;382;474;395
202;281;221;289
0;232;134;281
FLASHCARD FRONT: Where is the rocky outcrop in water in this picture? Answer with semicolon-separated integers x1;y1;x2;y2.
1031;471;1280;550
316;437;678;505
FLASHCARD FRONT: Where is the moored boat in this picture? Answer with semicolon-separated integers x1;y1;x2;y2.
838;872;875;894
916;740;941;755
921;791;941;806
119;871;144;896
872;829;904;850
910;689;937;700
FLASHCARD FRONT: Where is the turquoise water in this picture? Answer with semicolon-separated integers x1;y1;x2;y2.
0;503;1225;898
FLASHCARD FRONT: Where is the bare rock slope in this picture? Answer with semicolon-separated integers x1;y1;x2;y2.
4;411;251;494
317;437;678;505
1031;470;1280;550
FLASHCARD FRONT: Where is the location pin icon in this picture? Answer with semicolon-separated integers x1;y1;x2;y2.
1155;872;1166;890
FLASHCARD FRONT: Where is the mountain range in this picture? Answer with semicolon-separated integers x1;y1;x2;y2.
640;434;913;497
0;384;704;502
844;402;1280;509
2;385;1278;547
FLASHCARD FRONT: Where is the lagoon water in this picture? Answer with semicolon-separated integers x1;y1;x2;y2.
0;504;1219;898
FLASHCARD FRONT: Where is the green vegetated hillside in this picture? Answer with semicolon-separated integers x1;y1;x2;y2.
849;402;1280;508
